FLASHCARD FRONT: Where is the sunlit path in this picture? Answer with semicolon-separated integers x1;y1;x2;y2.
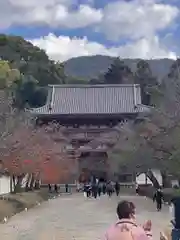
0;193;171;239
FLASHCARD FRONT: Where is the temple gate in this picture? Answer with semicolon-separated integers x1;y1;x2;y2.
30;84;150;183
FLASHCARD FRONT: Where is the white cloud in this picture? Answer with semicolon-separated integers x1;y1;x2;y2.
0;0;178;40
97;0;179;41
30;33;177;62
0;0;102;29
0;0;179;61
9;0;73;8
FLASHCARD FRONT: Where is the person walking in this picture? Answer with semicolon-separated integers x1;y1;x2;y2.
135;183;139;195
102;182;106;195
76;182;80;192
153;188;164;211
83;184;88;198
98;183;102;197
86;183;91;198
54;184;58;193
65;183;69;193
48;184;52;193
107;182;113;197
92;183;98;199
102;200;153;240
115;181;120;196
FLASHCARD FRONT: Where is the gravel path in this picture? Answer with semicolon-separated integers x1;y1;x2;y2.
0;193;171;239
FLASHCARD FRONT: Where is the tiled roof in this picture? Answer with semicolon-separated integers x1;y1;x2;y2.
30;84;150;115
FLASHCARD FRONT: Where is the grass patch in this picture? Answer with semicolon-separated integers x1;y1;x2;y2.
0;189;54;223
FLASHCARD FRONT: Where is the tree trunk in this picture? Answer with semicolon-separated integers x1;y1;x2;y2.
10;176;13;193
146;170;160;188
161;170;171;188
14;174;25;193
29;173;35;190
25;174;31;191
12;175;16;193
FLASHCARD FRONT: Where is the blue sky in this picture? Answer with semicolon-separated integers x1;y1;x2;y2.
0;0;180;61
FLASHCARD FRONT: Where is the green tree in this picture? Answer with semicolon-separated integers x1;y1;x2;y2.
55;62;67;84
103;58;134;84
89;73;105;84
135;60;157;105
167;58;180;79
13;74;47;108
0;60;20;89
0;34;67;86
66;76;89;84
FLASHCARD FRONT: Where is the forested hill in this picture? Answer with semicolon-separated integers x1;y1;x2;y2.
0;34;176;108
0;34;174;84
0;34;67;108
0;34;66;86
64;55;174;81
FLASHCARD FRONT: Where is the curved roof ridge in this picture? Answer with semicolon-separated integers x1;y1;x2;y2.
48;84;140;88
29;84;151;116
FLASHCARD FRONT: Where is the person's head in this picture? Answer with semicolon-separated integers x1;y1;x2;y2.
116;201;135;220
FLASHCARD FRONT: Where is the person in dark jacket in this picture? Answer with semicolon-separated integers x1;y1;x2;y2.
153;188;164;211
98;183;102;197
86;183;91;197
170;197;180;230
107;182;113;197
48;184;52;192
65;183;69;193
102;182;106;194
115;182;120;196
92;183;98;199
54;184;58;193
83;184;89;197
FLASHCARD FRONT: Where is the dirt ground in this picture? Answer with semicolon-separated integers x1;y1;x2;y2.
0;193;172;239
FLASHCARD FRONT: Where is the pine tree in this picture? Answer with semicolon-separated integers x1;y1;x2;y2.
135;60;157;105
103;58;133;84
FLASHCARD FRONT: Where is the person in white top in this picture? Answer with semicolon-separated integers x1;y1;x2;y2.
135;183;139;195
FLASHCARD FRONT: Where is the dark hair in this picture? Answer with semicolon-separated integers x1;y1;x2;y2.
116;201;135;219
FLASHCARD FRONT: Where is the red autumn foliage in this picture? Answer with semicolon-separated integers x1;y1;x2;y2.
1;123;78;183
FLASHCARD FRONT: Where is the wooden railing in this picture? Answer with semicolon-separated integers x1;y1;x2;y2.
62;126;118;134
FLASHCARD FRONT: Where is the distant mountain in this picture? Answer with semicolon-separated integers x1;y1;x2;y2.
64;55;174;81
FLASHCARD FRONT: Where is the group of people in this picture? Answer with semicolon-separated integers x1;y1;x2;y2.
48;184;59;193
83;181;120;198
48;183;70;193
